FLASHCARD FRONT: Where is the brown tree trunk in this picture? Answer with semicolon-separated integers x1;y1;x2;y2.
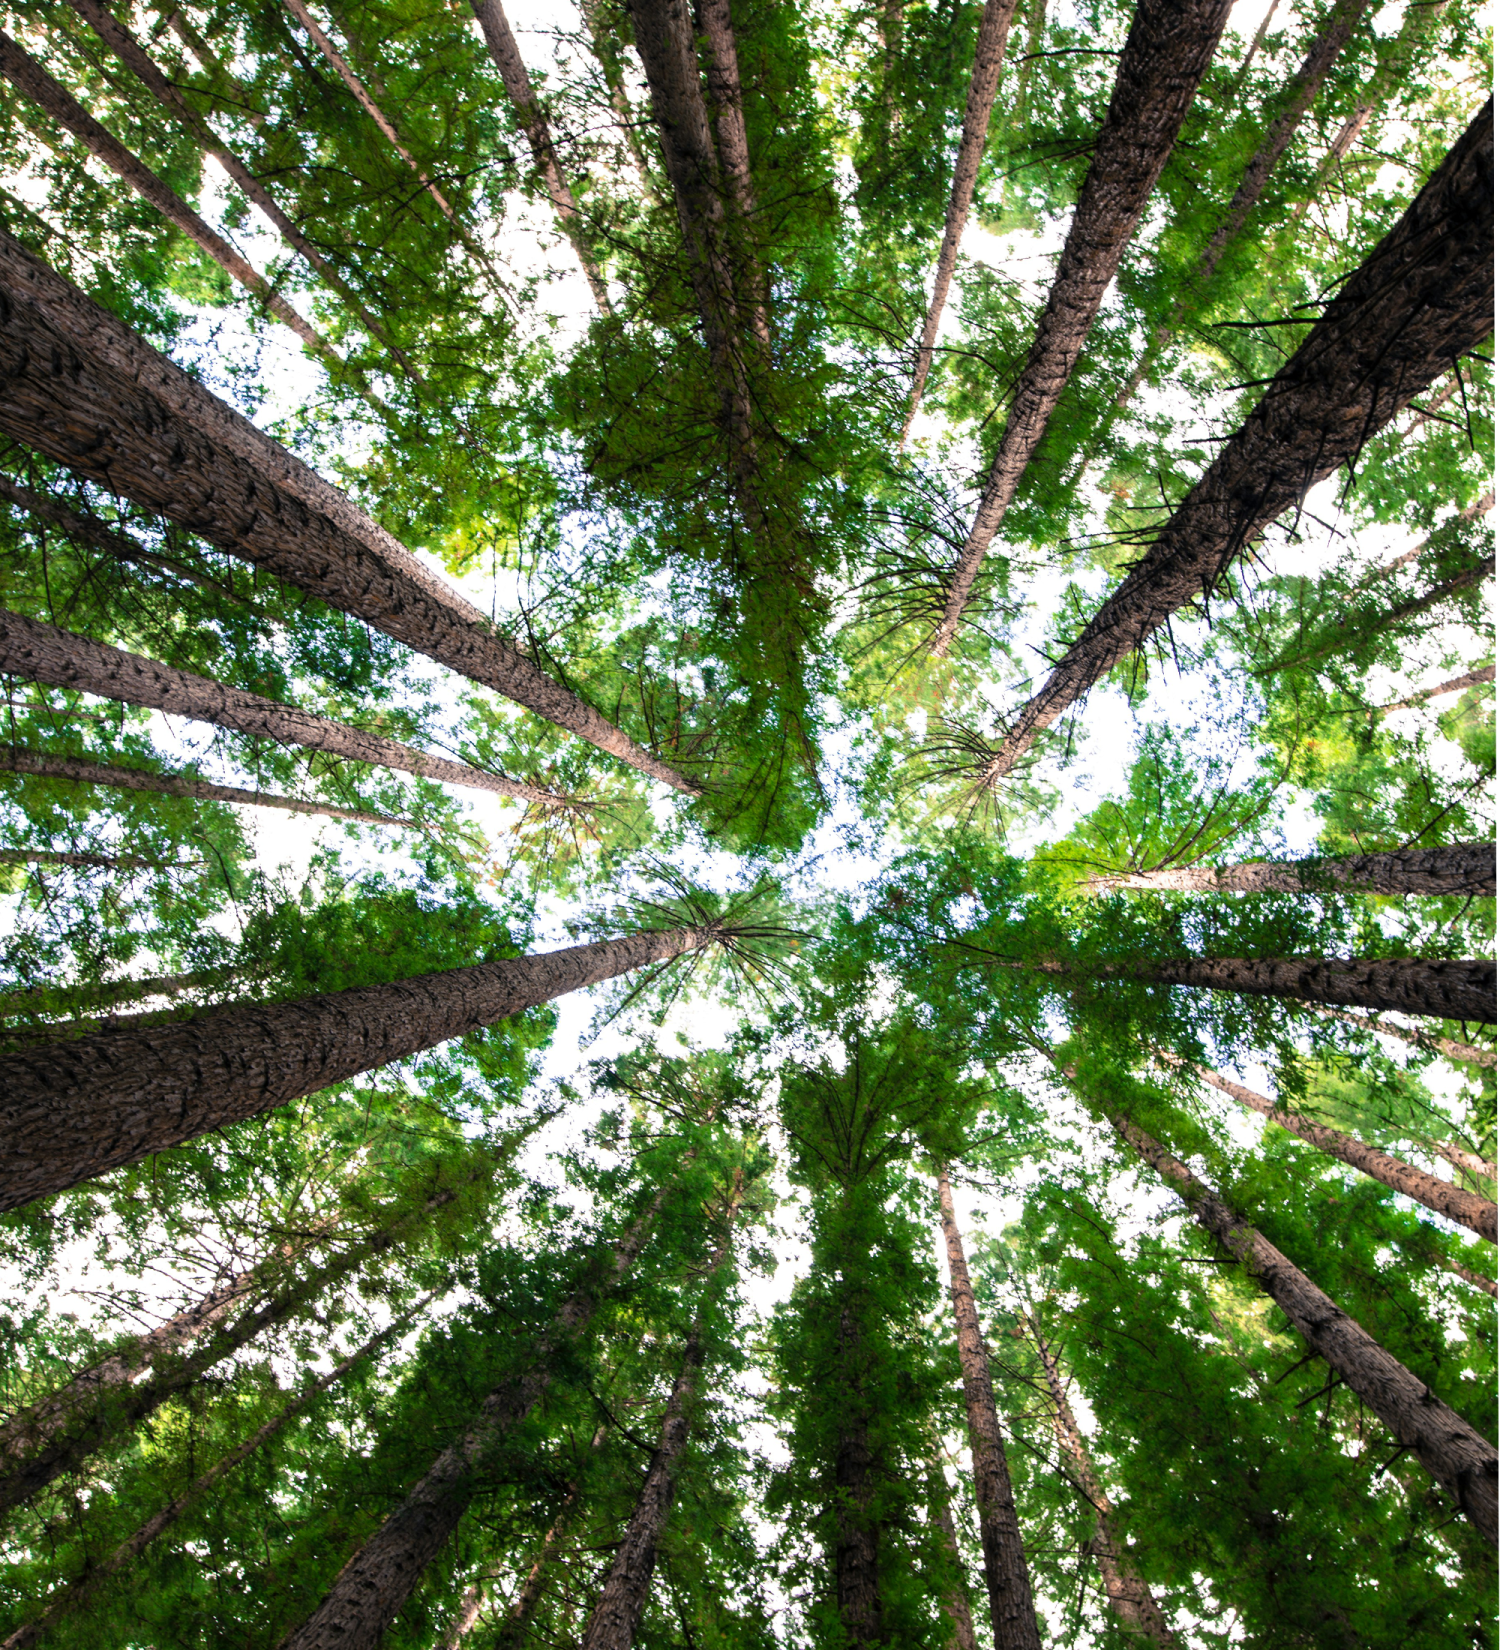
0;746;420;831
971;99;1493;778
1439;1256;1497;1298
0;228;699;794
579;0;662;202
1363;489;1492;582
697;0;769;342
1028;1323;1179;1646
1087;843;1495;897
0;924;713;1213
1311;1004;1497;1069
936;1167;1041;1650
900;0;1021;447
0;969;216;1019
931;0;1235;651
929;1464;980;1650
0;1299;424;1650
469;0;613;311
282;1187;671;1650
833;1300;882;1650
0;608;563;806
66;0;421;380
1104;1107;1498;1543
0;846;156;871
1170;1056;1497;1243
1380;664;1495;713
1235;0;1279;75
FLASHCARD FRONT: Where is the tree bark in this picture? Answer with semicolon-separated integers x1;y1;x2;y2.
579;0;662;202
1312;1005;1497;1069
0;227;699;793
0;846;157;871
697;0;769;342
936;1167;1041;1650
929;1464;981;1650
1235;0;1279;75
469;0;612;311
1171;1056;1497;1243
1105;1107;1498;1543
0;746;420;831
0;607;563;805
1363;489;1491;583
1438;1256;1497;1299
1028;1323;1179;1647
66;0;421;380
0;1299;425;1650
1087;843;1495;897
1380;664;1495;713
972;99;1494;777
833;1300;883;1650
0;924;713;1213
931;0;1235;651
899;0;1021;448
282;1187;671;1650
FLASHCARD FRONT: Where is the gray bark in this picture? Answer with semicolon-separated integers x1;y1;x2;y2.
1380;664;1495;713
1087;843;1495;897
932;0;1235;650
0;924;713;1212
0;227;698;792
974;100;1494;779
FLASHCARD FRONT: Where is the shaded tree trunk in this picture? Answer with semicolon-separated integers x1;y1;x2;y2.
1087;843;1495;897
929;1463;981;1650
1380;664;1495;713
1363;489;1492;582
470;0;613;311
697;0;769;342
0;969;217;1019
931;0;1235;651
579;0;662;202
1439;1256;1497;1299
0;746;421;831
972;100;1494;779
1312;1004;1497;1069
936;1167;1041;1650
0;228;698;794
0;608;563;805
833;1300;883;1650
1028;1323;1179;1647
1103;1106;1498;1543
0;846;156;871
1235;0;1279;75
0;924;714;1212
1168;1056;1497;1242
900;0;1021;448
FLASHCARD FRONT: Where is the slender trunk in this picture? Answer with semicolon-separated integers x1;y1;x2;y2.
468;0;612;311
1028;1324;1179;1647
1312;1005;1497;1070
931;0;1235;652
972;101;1494;778
0;970;215;1018
1426;1140;1497;1184
0;746;421;830
0;1299;427;1650
936;1167;1041;1650
929;1464;981;1650
1380;665;1495;713
282;1186;671;1650
0;923;713;1213
579;0;662;202
162;6;264;122
1235;0;1279;75
1170;1056;1497;1243
899;0;1021;447
1363;489;1492;583
697;0;769;342
833;1300;882;1650
66;0;421;380
1102;1105;1498;1543
1439;1256;1497;1298
0;608;563;805
0;846;155;871
438;1586;486;1649
0;228;699;793
1010;0;1047;132
1086;843;1495;897
0;32;379;408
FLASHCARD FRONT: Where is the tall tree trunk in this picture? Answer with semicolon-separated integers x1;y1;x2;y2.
0;969;218;1019
1234;0;1279;76
1380;664;1495;713
0;923;714;1213
0;846;156;871
1313;1004;1497;1070
1101;1104;1498;1543
0;31;379;409
1166;1055;1497;1242
579;0;662;203
66;0;421;380
0;608;564;806
282;1184;672;1650
1439;1256;1497;1299
936;1167;1041;1650
1027;1322;1180;1647
1086;843;1495;897
968;100;1494;779
1362;489;1491;583
899;0;1021;448
697;0;769;342
0;746;421;831
833;1300;883;1650
0;228;699;794
930;0;1235;652
0;1298;426;1650
928;1463;981;1650
469;0;613;311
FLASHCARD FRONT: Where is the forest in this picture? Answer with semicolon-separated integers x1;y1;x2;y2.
0;0;1492;1644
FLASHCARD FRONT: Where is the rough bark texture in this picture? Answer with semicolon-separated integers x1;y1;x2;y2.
0;925;711;1213
283;1194;667;1650
0;228;697;792
975;100;1494;775
697;0;768;341
937;1168;1042;1650
1088;842;1495;897
931;0;1235;650
1110;1110;1499;1543
1380;664;1495;713
469;0;612;311
0;608;559;805
900;0;1020;447
833;1300;882;1650
1313;1005;1497;1069
1178;1057;1497;1243
1030;1326;1179;1646
0;746;420;830
929;1466;981;1650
